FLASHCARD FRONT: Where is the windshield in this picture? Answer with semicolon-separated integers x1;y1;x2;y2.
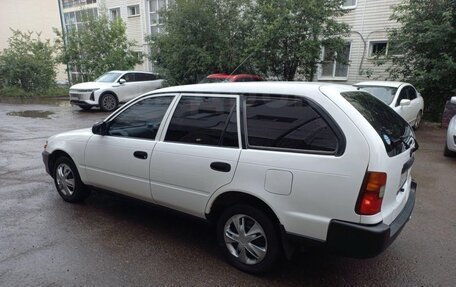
95;72;122;83
355;86;397;105
341;91;412;157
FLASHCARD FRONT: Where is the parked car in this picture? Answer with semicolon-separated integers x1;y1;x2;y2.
354;81;424;129
444;97;456;157
43;82;417;273
69;71;164;112
200;73;263;83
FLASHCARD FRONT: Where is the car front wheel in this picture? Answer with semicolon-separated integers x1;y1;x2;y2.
53;156;90;202
216;204;280;273
99;93;118;112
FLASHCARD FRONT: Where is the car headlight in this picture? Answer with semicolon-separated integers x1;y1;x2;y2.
71;88;100;93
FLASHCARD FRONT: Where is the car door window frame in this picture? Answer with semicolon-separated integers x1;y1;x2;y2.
241;93;346;156
103;94;179;141
396;86;409;106
158;93;242;149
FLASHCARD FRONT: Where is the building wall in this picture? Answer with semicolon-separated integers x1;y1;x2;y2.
318;0;401;84
0;0;67;81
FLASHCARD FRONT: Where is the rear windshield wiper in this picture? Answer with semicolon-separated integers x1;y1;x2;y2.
380;127;410;149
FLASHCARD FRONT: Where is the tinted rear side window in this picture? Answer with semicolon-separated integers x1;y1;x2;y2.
165;96;238;147
245;95;339;153
341;91;412;157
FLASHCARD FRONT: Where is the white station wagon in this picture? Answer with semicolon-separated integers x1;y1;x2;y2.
69;70;164;112
43;82;417;273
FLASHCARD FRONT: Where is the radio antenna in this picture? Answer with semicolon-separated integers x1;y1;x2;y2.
229;52;254;76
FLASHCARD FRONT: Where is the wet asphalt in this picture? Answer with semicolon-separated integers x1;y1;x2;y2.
0;98;455;286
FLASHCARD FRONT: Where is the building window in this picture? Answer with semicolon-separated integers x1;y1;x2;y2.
127;4;140;17
63;8;98;31
320;42;351;79
369;41;388;57
109;7;121;20
62;0;97;9
149;0;170;35
342;0;357;9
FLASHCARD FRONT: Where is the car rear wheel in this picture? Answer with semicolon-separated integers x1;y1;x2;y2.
53;156;90;202
99;93;118;112
216;204;280;273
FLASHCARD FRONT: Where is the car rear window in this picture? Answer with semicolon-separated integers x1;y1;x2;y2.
341;91;412;157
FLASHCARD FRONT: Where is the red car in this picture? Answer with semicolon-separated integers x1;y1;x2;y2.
200;73;263;83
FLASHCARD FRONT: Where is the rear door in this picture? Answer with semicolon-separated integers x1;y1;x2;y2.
149;94;241;217
341;91;416;224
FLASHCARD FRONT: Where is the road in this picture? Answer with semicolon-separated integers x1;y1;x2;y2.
0;98;455;286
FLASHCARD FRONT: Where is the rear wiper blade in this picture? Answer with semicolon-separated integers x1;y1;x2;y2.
380;127;410;149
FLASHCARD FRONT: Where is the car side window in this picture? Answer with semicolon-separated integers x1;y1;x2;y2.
144;73;158;81
165;96;238;147
407;86;417;100
107;96;174;140
245;95;339;153
121;73;135;82
396;87;408;106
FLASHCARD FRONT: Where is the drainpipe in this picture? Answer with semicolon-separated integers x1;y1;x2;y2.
57;0;71;85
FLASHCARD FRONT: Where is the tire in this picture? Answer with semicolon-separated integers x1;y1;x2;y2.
53;156;90;203
216;204;281;273
99;93;118;112
444;142;456;157
79;105;92;111
413;111;422;130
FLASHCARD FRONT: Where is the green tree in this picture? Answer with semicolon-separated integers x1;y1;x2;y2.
250;0;350;81
55;11;142;83
387;0;456;118
147;0;255;85
0;30;56;92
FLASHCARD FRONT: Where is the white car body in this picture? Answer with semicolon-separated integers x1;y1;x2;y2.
44;82;417;272
444;97;456;156
354;81;425;128
69;70;164;111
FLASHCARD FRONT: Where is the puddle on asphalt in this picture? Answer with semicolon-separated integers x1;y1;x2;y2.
7;110;55;119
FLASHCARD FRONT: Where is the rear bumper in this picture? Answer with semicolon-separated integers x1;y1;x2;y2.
285;181;417;258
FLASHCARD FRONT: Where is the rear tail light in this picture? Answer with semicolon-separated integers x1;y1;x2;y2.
355;171;387;215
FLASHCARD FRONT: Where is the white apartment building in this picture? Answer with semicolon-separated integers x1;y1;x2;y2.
59;0;401;84
0;0;66;81
319;0;401;84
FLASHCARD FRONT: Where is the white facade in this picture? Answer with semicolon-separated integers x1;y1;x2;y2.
318;0;402;84
0;0;67;81
58;0;401;83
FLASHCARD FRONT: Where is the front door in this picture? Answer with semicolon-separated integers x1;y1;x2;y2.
149;94;241;217
84;95;176;201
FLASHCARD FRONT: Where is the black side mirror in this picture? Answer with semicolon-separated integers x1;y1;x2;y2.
92;121;108;135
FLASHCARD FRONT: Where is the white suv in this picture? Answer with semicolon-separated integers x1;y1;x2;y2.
43;82;417;273
69;71;164;112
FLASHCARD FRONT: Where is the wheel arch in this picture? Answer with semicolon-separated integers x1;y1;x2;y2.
99;90;119;101
206;191;281;228
48;149;78;178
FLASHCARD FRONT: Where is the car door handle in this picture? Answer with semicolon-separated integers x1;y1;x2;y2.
210;162;231;172
133;151;148;160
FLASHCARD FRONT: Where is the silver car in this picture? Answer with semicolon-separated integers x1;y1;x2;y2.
69;71;164;112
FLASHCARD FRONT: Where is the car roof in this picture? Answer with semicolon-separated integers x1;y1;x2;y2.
354;81;408;88
150;81;357;96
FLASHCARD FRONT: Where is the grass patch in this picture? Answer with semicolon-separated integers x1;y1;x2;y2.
0;86;69;97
